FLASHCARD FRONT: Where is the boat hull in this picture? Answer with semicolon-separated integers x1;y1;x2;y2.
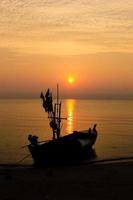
28;130;97;166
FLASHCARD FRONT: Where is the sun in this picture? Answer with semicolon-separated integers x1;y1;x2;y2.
68;76;75;84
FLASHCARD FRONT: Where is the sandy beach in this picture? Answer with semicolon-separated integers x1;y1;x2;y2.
1;160;133;200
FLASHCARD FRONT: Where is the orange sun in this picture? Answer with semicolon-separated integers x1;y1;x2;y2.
68;76;75;84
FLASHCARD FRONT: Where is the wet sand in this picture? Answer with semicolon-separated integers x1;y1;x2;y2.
1;161;133;200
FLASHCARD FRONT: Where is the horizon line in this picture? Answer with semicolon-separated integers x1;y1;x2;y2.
0;97;133;100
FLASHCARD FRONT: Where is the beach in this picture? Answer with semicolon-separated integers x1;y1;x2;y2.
1;160;133;200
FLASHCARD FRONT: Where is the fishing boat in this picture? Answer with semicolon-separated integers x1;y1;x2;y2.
28;85;98;166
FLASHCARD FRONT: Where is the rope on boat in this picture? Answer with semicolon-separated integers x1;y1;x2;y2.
16;154;31;164
21;140;50;148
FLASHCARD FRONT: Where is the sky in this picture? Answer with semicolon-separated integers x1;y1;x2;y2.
0;0;133;99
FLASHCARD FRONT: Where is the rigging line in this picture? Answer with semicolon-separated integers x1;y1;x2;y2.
15;154;31;164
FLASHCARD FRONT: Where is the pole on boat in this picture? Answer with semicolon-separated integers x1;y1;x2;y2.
41;84;66;140
58;101;61;138
56;84;61;139
56;84;59;124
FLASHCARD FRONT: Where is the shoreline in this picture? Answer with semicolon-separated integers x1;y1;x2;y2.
1;160;133;199
1;155;133;168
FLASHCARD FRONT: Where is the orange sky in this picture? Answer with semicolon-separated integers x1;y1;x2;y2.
0;0;133;99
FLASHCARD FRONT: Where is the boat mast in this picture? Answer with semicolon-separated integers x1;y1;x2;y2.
56;84;59;127
56;84;61;139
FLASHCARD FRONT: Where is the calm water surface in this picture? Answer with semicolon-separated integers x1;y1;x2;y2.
0;99;133;164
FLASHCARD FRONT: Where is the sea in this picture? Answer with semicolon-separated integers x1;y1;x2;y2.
0;99;133;165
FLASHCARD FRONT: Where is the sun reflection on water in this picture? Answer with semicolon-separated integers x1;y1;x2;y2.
66;99;75;133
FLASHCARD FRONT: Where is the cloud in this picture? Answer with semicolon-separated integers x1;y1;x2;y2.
0;0;133;55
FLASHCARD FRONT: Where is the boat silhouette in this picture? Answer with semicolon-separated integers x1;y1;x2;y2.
28;85;97;166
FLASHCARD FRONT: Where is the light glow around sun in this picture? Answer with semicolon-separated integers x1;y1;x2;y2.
68;76;75;84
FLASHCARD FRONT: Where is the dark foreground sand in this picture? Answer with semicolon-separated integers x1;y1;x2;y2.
1;161;133;200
